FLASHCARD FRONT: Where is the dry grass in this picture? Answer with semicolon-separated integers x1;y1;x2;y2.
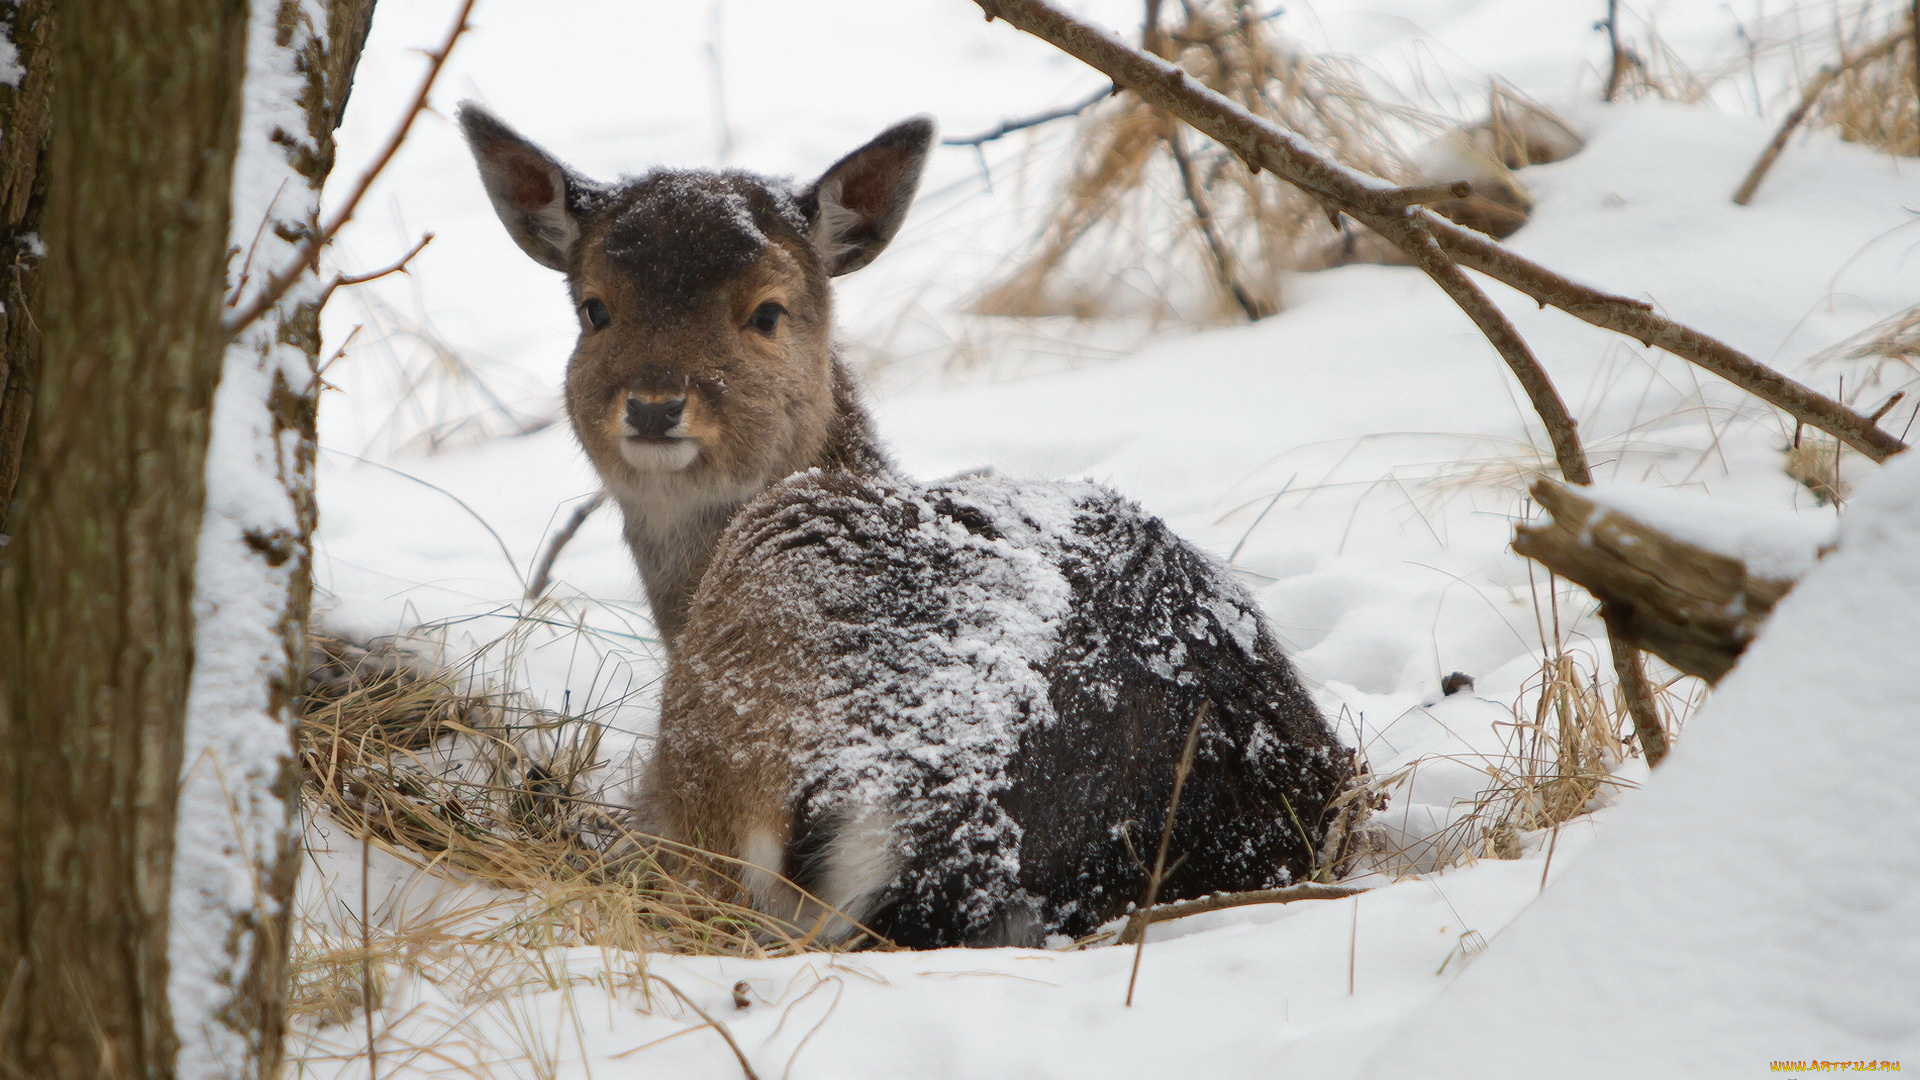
297;631;811;966
1792;302;1920;502
1353;633;1696;877
1785;430;1851;503
1808;6;1919;156
974;0;1428;321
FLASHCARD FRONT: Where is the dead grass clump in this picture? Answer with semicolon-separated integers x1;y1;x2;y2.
1360;633;1704;877
1790;305;1920;501
1786;429;1851;504
299;631;795;959
1358;648;1633;873
1808;11;1919;156
975;0;1425;321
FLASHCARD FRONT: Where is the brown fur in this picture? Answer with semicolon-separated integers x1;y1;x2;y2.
463;108;1351;948
461;105;914;641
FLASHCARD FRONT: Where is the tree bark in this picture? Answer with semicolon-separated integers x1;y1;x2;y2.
0;0;54;540
0;1;249;1078
168;2;378;1077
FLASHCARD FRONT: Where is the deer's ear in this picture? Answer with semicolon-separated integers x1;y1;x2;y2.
458;102;583;272
800;116;936;277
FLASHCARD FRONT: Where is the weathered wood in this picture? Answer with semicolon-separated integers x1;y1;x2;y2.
1513;479;1798;684
0;1;249;1076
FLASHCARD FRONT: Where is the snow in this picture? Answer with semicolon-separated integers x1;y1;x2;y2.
0;16;21;89
1364;447;1920;1078
1582;478;1837;580
278;0;1920;1074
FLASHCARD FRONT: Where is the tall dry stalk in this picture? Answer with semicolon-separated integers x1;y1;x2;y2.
977;0;1420;321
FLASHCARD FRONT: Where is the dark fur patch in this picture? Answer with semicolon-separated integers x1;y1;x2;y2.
595;172;809;311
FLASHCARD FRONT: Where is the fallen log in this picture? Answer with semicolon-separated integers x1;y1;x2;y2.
1512;479;1799;684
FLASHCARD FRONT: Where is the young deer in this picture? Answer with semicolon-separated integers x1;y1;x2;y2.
462;106;1354;948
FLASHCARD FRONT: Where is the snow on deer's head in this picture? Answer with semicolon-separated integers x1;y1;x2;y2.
458;105;932;502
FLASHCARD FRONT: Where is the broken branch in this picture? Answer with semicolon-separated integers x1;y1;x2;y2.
1512;478;1798;685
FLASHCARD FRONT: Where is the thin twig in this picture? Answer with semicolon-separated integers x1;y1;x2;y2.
313;233;435;312
527;491;609;600
1731;31;1907;206
1347;894;1358;995
1165;122;1267;321
224;0;477;337
655;977;762;1080
361;822;378;1080
1114;882;1365;944
1868;390;1907;424
969;0;1907;464
1125;698;1209;1007
941;84;1114;146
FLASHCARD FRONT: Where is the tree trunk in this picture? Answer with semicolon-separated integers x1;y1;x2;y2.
0;1;249;1078
169;2;377;1077
0;0;54;541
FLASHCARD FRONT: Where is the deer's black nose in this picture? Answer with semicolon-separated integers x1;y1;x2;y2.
626;396;686;438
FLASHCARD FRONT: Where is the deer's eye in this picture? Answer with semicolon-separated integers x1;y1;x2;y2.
580;297;610;332
746;301;786;336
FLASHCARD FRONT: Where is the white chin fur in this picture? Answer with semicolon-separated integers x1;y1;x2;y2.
618;437;700;473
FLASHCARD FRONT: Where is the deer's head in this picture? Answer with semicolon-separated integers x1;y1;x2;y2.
460;106;933;501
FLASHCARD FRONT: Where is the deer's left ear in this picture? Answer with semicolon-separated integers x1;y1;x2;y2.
799;116;936;276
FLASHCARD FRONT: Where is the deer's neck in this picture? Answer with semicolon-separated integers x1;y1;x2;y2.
614;358;888;644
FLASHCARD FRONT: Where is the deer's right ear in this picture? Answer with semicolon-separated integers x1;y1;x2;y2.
458;102;581;272
800;116;936;276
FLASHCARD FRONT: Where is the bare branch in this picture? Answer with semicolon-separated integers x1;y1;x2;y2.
223;0;477;337
1115;883;1367;945
1602;0;1635;103
1164;123;1268;321
970;0;1907;464
1605;608;1669;766
1731;30;1907;207
311;232;434;311
1377;179;1474;208
1422;220;1905;462
941;83;1114;146
1381;214;1590;482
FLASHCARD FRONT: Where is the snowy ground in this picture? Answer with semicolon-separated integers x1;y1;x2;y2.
294;0;1920;1075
